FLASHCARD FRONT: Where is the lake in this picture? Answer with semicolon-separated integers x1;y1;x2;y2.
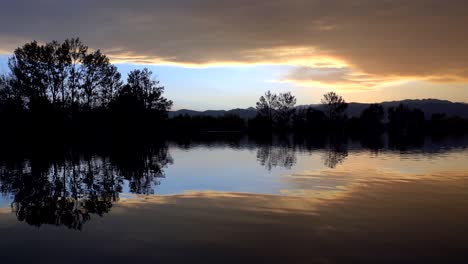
0;134;467;263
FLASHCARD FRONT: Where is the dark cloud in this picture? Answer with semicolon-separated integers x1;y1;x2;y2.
1;0;468;81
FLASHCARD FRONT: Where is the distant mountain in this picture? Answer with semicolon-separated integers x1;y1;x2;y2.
169;107;257;119
348;99;468;120
169;99;468;120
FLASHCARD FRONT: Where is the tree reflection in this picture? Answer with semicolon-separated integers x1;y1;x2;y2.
322;138;348;169
110;145;173;194
255;135;349;170
256;136;297;171
0;134;444;230
0;143;172;229
388;133;425;151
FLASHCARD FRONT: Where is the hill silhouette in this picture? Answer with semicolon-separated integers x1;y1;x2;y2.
169;99;468;120
169;107;257;119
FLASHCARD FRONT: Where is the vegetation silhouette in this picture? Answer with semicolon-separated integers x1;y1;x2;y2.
253;90;297;130
321;92;348;124
0;37;467;246
0;38;172;141
0;38;467;141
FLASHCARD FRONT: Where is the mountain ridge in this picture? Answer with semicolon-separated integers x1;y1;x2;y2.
169;99;468;120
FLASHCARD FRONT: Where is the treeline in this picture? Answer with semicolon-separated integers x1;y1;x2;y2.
170;91;468;136
0;38;467;140
0;38;172;140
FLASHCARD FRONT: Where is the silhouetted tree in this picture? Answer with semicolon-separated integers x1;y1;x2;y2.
81;50;112;108
293;107;326;132
113;68;172;113
275;92;297;129
100;65;122;108
0;74;23;112
7;38;121;110
254;90;296;130
0;38;179;139
321;92;348;123
255;90;278;128
427;113;468;135
360;103;385;132
8;41;49;106
65;38;88;107
388;104;425;134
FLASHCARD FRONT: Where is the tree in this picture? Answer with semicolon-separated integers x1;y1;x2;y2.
7;38;122;110
8;41;49;105
64;38;87;106
321;92;348;122
81;50;116;108
0;38;178;138
42;40;69;105
255;90;296;129
360;104;385;131
255;90;278;126
388;104;425;134
0;74;24;113
113;68;172;114
100;65;122;108
275;92;297;128
293;107;326;131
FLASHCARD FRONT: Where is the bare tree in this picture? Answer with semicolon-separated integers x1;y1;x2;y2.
64;38;87;107
100;65;122;107
275;92;297;128
256;90;277;125
321;92;348;122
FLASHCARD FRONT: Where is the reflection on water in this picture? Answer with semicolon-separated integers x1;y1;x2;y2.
256;140;297;170
0;144;172;229
0;134;466;229
0;134;468;263
255;135;349;170
322;138;348;169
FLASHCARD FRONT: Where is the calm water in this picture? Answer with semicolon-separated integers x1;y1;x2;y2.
0;135;468;263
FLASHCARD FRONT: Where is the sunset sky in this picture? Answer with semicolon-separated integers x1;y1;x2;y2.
1;0;467;110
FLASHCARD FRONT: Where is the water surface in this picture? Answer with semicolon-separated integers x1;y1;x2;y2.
0;135;467;263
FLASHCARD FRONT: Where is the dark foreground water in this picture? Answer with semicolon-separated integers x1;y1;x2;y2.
0;135;468;263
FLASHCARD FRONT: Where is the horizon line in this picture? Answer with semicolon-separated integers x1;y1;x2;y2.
170;98;467;112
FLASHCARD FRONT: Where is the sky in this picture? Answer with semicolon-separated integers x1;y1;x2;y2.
0;0;468;110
